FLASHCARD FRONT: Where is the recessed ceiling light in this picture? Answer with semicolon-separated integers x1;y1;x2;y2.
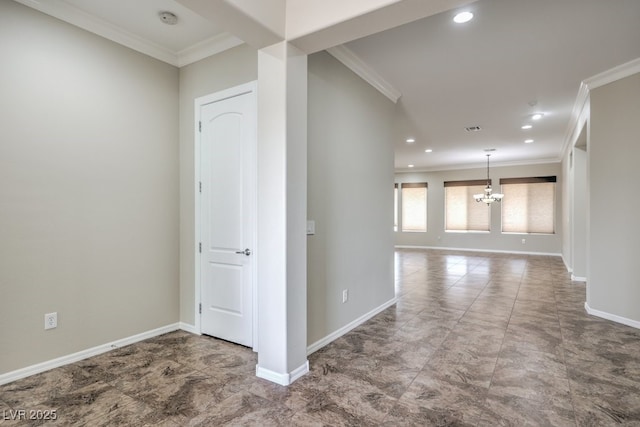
532;113;544;120
425;149;433;153
525;139;534;144
408;164;414;168
521;125;532;130
453;11;473;23
406;138;415;143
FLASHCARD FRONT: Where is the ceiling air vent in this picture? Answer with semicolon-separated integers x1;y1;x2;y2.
465;126;482;132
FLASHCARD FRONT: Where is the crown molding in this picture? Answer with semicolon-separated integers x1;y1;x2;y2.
327;45;401;103
13;0;242;68
395;157;561;173
584;57;640;90
561;57;640;157
560;81;590;157
177;33;244;67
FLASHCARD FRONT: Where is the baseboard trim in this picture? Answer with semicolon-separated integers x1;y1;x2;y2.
256;360;309;386
571;274;587;282
306;297;398;356
585;302;640;330
394;245;562;257
0;323;181;386
179;322;199;335
562;255;573;274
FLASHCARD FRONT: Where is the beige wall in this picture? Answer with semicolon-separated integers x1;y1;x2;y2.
588;72;640;321
395;163;563;254
178;45;258;326
0;2;179;373
307;51;396;345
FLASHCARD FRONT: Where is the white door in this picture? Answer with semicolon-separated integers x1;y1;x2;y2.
198;84;256;347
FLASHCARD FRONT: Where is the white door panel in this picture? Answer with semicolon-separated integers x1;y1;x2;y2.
199;86;256;347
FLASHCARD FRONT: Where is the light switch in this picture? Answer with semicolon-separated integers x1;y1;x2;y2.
306;220;315;235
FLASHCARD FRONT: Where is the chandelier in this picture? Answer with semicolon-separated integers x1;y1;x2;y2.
474;154;504;205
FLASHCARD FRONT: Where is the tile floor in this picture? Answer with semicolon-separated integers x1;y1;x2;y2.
2;249;640;426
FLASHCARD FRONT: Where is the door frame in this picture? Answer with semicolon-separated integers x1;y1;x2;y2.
194;81;258;350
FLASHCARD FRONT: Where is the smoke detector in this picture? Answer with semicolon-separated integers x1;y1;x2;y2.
159;11;178;25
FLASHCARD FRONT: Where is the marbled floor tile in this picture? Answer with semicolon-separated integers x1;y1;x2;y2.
507;315;563;341
381;396;476;426
479;287;519;300
110;357;191;392
571;390;640;426
444;284;485;298
488;362;573;405
393;296;431;313
466;297;515;318
563;342;640;386
247;377;324;413
109;359;250;423
314;330;391;358
360;335;437;370
511;298;560;315
434;297;477;312
496;342;567;379
567;364;640;399
173;341;257;378
137;372;253;425
459;309;511;329
74;343;168;384
394;320;456;347
376;304;423;325
288;411;335;427
397;370;488;424
415;305;467;322
337;359;419;399
293;372;398;425
35;381;154;427
478;394;576;427
308;345;422;400
186;391;294;427
427;354;499;389
502;327;564;357
515;289;557;304
0;365;100;408
352;319;404;340
441;323;505;353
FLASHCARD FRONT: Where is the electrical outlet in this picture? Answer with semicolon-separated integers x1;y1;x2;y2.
44;312;57;330
342;289;349;303
521;238;526;245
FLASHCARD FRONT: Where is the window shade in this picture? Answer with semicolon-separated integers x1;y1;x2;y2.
444;182;490;231
401;183;427;232
394;184;398;232
501;177;556;234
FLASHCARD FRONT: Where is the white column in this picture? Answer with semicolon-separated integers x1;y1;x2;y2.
256;41;308;385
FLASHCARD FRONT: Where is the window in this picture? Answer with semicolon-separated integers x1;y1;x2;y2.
444;180;490;232
501;176;556;234
401;182;427;232
394;184;398;231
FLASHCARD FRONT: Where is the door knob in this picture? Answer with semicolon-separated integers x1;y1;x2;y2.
235;248;251;256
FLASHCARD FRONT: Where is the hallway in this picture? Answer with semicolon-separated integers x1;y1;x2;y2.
2;249;639;425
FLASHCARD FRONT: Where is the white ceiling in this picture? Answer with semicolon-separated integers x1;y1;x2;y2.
15;0;640;171
345;0;640;171
13;0;242;66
